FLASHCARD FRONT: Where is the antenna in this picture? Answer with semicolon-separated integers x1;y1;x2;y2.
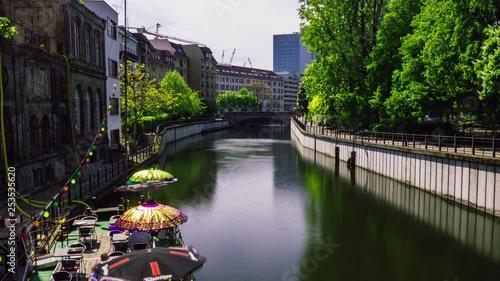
248;58;253;68
243;61;246;67
221;50;225;64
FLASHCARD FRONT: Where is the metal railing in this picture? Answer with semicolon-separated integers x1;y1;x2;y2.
297;118;500;158
24;144;158;273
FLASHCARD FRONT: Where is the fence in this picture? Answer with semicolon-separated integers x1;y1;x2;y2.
301;118;500;158
23;144;157;275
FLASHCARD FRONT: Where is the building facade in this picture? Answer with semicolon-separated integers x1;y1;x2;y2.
182;45;217;100
216;65;284;112
276;71;299;112
273;32;314;79
84;0;122;149
0;0;107;197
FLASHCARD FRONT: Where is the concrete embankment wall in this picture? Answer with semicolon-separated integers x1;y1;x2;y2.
291;118;500;218
158;121;230;155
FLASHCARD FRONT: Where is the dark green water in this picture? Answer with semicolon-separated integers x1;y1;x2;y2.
133;127;500;281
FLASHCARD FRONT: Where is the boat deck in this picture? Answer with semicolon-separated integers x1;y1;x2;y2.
29;212;174;281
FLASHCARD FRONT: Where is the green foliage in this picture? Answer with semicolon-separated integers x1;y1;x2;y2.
297;0;500;132
243;81;272;103
0;17;17;39
159;71;205;120
120;62;161;137
475;26;500;126
295;83;309;115
215;88;258;111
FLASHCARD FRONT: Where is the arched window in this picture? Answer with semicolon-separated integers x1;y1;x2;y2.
85;26;91;62
41;115;51;154
45;165;54;183
95;31;101;66
73;17;81;59
85;89;91;131
2;66;8;97
59;114;71;145
75;86;84;134
29;115;40;156
87;87;95;130
33;168;43;187
97;89;103;122
3;117;15;162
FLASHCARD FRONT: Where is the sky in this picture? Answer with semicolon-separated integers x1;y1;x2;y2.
103;0;302;71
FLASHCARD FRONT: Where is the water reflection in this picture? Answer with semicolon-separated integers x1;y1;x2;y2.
292;133;500;281
117;127;500;281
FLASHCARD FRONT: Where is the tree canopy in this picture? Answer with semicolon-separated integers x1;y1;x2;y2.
0;17;17;39
216;88;258;111
299;0;500;132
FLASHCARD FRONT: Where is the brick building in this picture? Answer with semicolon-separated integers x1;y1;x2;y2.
0;0;108;198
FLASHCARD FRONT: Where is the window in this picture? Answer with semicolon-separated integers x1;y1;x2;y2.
109;59;118;77
110;129;120;145
107;18;117;39
109;97;119;115
95;32;101;66
85;27;90;62
73;20;80;58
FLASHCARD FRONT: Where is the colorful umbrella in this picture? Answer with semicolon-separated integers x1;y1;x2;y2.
113;200;188;231
98;246;205;280
114;167;177;192
129;168;175;183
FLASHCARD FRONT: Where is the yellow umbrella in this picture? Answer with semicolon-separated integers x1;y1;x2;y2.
129;168;175;183
113;200;188;231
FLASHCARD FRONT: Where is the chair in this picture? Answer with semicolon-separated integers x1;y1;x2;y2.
50;271;72;281
108;231;122;238
108;251;125;257
78;227;95;249
60;258;79;272
68;242;87;253
109;215;120;225
113;241;129;253
131;243;148;251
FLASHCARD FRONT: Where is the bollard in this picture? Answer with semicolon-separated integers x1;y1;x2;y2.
347;151;356;170
335;147;340;167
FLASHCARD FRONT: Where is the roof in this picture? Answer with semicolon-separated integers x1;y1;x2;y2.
216;64;281;80
170;42;188;58
149;39;175;55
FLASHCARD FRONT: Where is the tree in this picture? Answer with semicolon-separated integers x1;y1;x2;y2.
159;71;205;120
243;81;272;110
475;26;500;129
0;18;16;39
365;0;423;124
120;62;161;140
215;88;258;111
299;0;386;128
387;0;496;126
295;82;309;116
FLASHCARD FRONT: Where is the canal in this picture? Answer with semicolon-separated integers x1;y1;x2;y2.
120;127;500;281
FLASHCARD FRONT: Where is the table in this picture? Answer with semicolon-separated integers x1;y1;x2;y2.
112;233;128;242
53;247;84;259
73;220;96;227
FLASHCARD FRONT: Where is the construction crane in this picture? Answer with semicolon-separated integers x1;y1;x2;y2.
229;48;236;65
248;58;253;68
221;50;225;64
134;25;206;46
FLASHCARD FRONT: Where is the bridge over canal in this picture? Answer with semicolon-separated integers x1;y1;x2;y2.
223;111;299;126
